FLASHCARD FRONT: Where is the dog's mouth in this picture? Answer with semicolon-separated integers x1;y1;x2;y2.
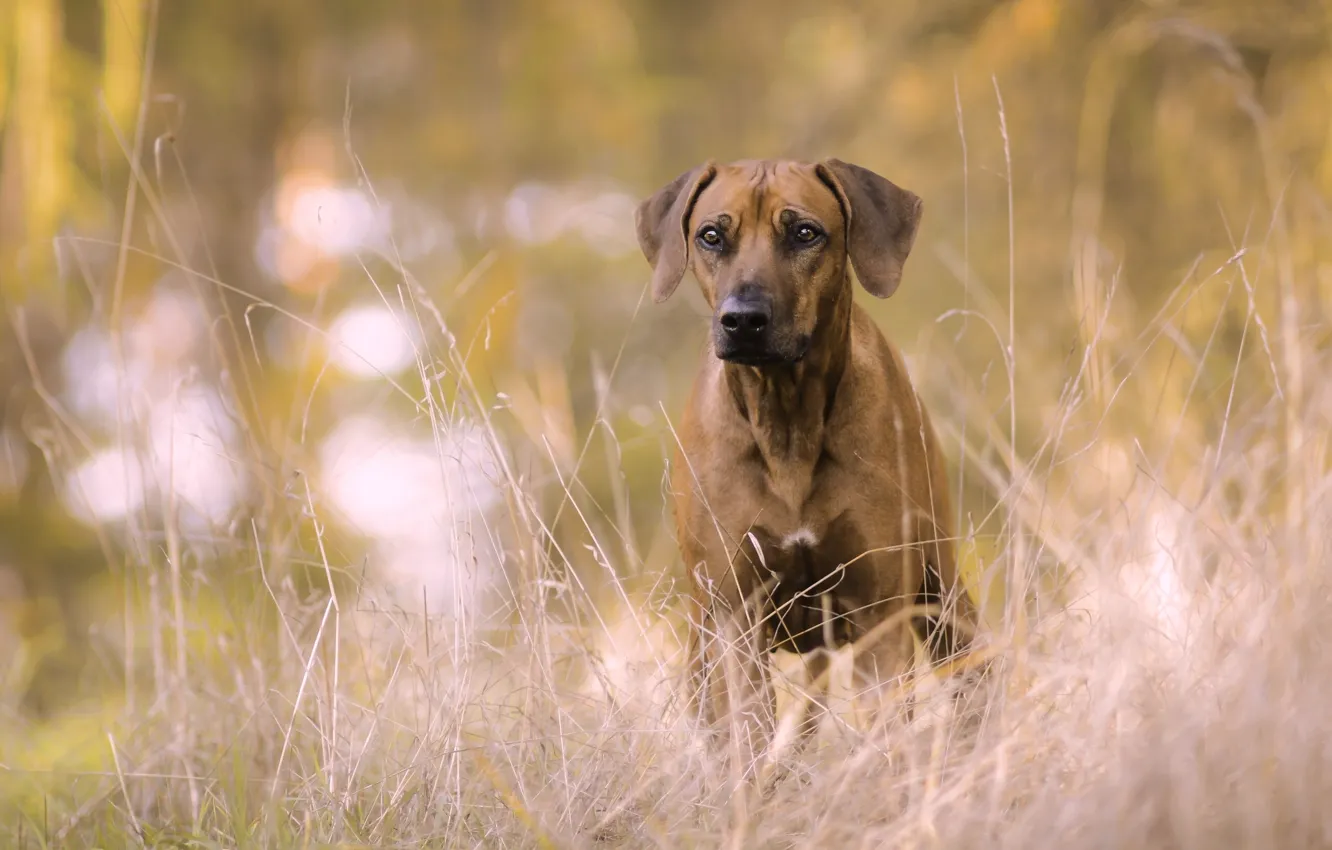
714;335;810;367
717;351;785;366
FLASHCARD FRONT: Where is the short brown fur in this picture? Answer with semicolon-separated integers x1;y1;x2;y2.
636;158;976;766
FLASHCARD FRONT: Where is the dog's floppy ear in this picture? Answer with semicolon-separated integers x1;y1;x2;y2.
634;162;717;303
816;158;923;298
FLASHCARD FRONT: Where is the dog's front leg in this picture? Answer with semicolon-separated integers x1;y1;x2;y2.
700;596;773;840
851;613;916;733
686;583;775;781
715;604;773;778
685;598;725;733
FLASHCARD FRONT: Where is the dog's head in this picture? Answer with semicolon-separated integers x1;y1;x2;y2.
634;158;922;366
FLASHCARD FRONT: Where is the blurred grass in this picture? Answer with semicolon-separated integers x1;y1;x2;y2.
1;0;1331;847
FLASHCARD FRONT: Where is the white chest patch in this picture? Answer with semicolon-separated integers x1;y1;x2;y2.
779;527;819;550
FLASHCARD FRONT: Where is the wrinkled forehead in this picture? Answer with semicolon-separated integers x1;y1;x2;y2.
690;160;844;229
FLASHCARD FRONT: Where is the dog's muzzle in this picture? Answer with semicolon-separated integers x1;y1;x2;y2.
714;291;778;364
714;291;808;366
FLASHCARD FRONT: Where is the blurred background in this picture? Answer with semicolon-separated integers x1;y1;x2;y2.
0;0;1327;770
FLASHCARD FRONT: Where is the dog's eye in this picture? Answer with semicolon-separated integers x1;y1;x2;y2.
793;223;823;244
697;226;723;249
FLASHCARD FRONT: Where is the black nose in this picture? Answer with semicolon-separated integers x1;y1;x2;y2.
718;294;771;342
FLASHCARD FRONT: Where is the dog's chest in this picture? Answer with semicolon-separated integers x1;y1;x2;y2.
760;455;817;515
741;430;862;529
756;521;873;652
733;440;902;583
742;497;872;587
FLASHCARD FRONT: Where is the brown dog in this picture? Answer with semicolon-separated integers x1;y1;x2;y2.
636;158;976;765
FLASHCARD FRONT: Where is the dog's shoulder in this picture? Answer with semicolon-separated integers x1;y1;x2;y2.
677;350;748;457
847;304;918;405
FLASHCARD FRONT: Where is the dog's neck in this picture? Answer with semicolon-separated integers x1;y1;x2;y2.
723;288;852;482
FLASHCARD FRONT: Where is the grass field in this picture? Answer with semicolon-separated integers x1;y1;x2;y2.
2;213;1327;849
2;14;1328;835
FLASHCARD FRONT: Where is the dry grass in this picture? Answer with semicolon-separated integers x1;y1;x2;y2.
3;65;1330;848
3;248;1329;848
